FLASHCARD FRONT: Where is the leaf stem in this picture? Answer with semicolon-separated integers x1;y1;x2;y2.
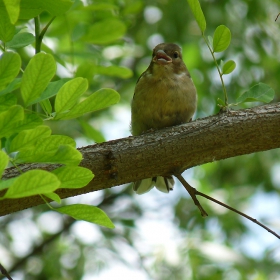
40;194;54;210
34;16;56;54
203;34;228;107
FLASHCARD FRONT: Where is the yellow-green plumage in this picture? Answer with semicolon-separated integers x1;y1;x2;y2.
131;43;197;194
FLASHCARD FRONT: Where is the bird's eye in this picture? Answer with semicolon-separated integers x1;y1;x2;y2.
173;52;179;58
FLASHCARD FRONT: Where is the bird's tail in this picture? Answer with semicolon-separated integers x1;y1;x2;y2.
133;176;174;195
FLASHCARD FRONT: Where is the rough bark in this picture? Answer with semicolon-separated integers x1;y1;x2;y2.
1;103;280;216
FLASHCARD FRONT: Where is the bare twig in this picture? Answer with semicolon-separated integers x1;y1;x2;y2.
175;173;280;240
175;173;208;217
0;263;13;280
196;191;280;239
275;13;280;21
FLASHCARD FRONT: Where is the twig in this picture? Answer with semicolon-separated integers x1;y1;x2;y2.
175;173;208;217
0;262;13;280
175;172;280;240
275;13;280;22
196;191;280;239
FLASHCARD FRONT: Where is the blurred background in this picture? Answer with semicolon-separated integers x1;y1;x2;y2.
1;0;280;279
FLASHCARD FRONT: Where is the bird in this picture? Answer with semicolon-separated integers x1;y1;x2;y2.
131;43;197;195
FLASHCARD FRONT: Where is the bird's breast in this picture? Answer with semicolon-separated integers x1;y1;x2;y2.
131;71;197;135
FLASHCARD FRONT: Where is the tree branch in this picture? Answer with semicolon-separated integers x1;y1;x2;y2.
1;103;280;216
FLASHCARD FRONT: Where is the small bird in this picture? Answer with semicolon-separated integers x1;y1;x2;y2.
131;43;197;195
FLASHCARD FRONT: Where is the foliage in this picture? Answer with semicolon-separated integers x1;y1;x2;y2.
0;0;280;279
0;0;121;228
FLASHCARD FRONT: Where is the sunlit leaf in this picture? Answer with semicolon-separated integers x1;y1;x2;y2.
186;0;206;33
3;0;20;24
0;150;9;178
3;170;60;199
55;77;88;113
15;135;80;165
213;25;231;52
222;60;236;75
21;53;56;106
55;88;120;120
56;204;115;228
7;125;51;153
0;105;24;138
30;78;71;105
43;192;61;203
52;166;94;189
0;7;15;42
0;52;21;91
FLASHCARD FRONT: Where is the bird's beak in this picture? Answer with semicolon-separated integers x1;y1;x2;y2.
153;50;172;65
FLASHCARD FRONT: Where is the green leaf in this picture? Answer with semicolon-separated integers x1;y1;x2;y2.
236;83;275;104
55;88;120;120
40;99;52;114
19;0;42;19
84;19;126;44
49;145;82;166
3;170;60;199
0;94;17;111
6;32;35;48
15;135;79;164
43;192;61;203
0;105;24;138
0;150;9;178
0;78;21;97
12;112;43;133
20;53;56;106
7;125;51;153
3;0;20;24
0;52;21;91
56;204;115;228
52;166;94;189
0;7;15;42
13;132;81;166
186;0;206;33
0;178;16;191
55;77;88;113
96;65;133;79
79;120;106;143
30;78;71;105
222;60;236;75
213;25;231;53
18;0;72;19
38;0;73;16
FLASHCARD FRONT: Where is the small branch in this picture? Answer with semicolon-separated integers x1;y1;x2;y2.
275;13;280;21
175;173;280;239
175;173;208;217
0;263;13;280
196;191;280;240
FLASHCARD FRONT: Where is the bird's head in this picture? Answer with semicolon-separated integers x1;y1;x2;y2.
150;43;188;76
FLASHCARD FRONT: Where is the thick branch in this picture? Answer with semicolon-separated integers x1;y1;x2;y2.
1;103;280;216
